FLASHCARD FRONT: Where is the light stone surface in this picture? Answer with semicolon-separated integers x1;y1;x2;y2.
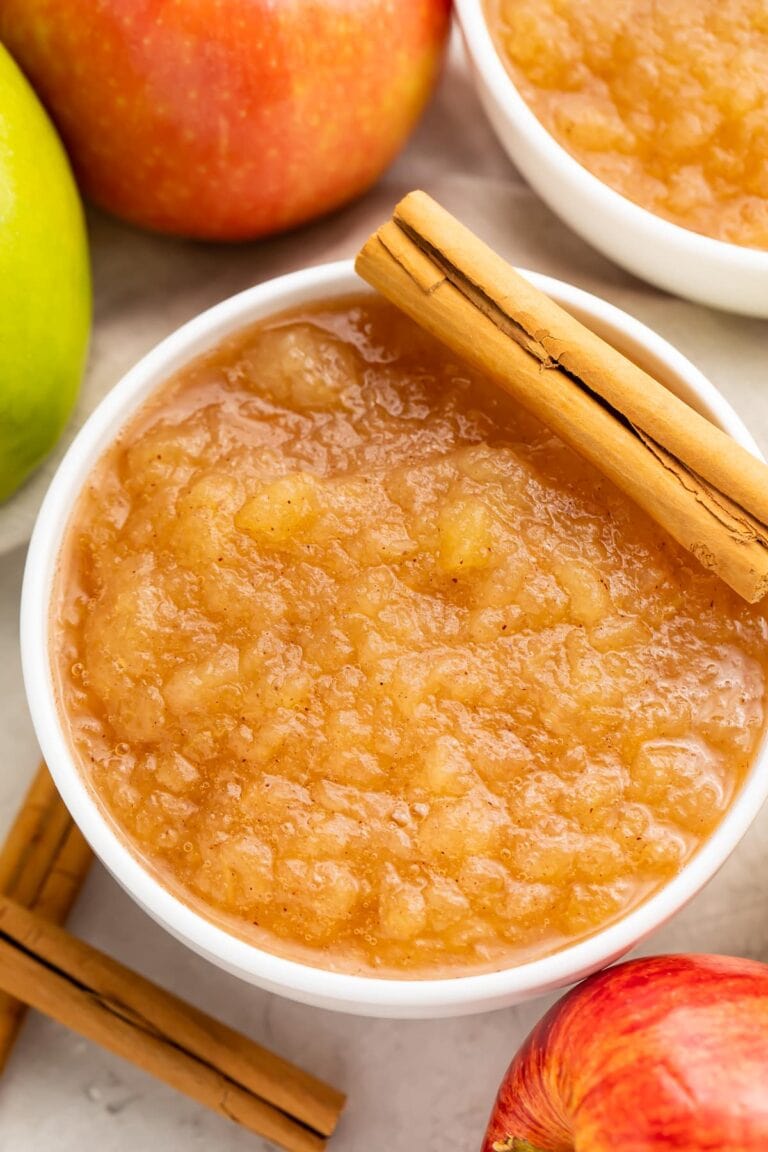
1;32;767;1152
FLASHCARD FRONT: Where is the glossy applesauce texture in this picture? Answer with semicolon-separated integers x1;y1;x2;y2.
54;296;768;976
487;0;768;249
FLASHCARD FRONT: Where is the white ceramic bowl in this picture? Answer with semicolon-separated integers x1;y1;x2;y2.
21;260;768;1018
455;0;768;317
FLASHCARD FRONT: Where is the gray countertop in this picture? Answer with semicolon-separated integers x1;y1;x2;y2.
1;34;767;1152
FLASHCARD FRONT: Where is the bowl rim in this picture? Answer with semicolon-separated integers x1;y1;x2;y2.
454;0;768;271
21;258;768;1015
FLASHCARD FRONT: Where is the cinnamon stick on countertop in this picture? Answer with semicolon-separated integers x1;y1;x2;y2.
0;763;92;1072
0;893;344;1152
356;192;768;603
0;767;344;1150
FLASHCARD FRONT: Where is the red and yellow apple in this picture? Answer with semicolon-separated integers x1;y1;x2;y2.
0;0;451;241
483;955;768;1152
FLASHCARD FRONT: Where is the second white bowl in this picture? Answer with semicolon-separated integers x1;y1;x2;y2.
455;0;768;317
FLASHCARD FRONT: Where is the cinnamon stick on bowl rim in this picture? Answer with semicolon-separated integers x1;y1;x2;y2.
356;191;768;603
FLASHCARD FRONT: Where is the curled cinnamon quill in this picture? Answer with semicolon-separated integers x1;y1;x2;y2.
356;191;768;602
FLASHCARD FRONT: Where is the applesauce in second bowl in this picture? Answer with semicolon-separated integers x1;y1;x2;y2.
484;0;768;250
52;292;768;978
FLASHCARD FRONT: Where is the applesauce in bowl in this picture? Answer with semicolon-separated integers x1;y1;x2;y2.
50;285;768;981
24;263;768;1018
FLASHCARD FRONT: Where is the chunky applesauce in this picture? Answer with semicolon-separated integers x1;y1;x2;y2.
54;295;768;976
487;0;768;249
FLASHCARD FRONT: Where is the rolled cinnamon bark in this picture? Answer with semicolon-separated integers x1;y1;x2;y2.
0;893;344;1152
356;192;768;602
0;764;92;1072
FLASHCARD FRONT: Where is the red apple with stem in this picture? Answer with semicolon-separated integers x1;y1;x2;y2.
0;0;450;240
483;954;768;1152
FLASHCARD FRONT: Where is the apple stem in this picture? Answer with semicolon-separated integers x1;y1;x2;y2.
492;1139;546;1152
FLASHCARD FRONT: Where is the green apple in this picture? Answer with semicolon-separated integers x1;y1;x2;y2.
0;41;90;502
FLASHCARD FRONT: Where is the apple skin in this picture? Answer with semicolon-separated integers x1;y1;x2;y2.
0;41;90;502
483;955;768;1152
0;0;451;241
